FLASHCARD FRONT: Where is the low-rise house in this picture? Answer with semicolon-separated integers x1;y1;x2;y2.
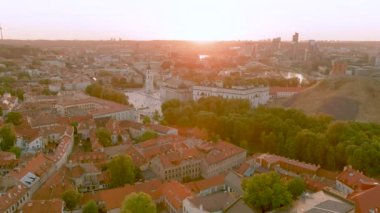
20;199;64;213
0;93;18;116
105;119;129;144
77;118;96;139
83;179;192;213
70;151;108;164
185;174;226;196
252;153;321;177
15;124;44;153
8;152;54;193
0;152;18;175
66;163;108;192
336;166;379;196
349;185;380;213
224;171;244;196
0;184;30;213
275;190;354;213
183;191;240;213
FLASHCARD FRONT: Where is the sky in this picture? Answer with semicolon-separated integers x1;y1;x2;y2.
1;0;380;41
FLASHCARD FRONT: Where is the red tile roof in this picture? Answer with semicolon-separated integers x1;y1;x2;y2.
203;141;246;165
0;184;28;212
337;167;379;191
254;153;320;174
70;151;107;164
185;174;226;193
350;185;380;213
9;152;53;180
21;199;64;213
83;179;163;211
32;168;75;200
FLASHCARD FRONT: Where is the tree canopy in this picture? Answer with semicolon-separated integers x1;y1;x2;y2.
5;112;23;125
83;200;98;213
121;192;156;213
0;124;16;151
96;128;112;147
161;97;380;176
287;177;306;199
242;172;292;212
61;189;81;211
86;83;129;105
108;155;136;187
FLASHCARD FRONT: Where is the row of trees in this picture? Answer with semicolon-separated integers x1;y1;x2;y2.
161;97;380;176
86;83;129;105
111;76;142;89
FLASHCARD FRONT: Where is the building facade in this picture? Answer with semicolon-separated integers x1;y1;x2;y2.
193;86;269;107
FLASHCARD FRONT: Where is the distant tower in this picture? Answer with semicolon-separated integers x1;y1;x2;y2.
145;64;154;93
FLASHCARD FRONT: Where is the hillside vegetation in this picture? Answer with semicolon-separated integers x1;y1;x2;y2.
281;77;380;123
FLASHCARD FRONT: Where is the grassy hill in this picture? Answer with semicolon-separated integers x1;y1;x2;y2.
280;76;380;123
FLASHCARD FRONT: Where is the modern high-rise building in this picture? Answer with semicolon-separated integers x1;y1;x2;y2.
292;32;299;43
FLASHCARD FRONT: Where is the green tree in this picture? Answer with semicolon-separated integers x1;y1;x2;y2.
0;124;16;151
121;192;156;213
83;200;98;213
9;146;21;158
142;116;151;124
96;128;112;147
5;112;22;125
136;131;158;143
61;189;81;211
242;172;292;212
152;110;160;122
108;155;135;187
287;177;306;199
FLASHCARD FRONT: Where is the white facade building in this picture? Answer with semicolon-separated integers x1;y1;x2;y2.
145;66;154;94
193;86;269;107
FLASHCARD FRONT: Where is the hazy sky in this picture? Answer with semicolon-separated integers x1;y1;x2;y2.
1;0;380;41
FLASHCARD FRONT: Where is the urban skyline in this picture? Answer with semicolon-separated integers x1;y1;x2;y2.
1;0;380;41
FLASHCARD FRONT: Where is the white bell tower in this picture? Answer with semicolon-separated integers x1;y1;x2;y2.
145;64;154;93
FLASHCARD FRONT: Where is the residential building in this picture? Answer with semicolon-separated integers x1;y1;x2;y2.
200;142;246;178
20;199;64;213
193;85;269;107
252;153;321;177
54;94;136;121
349;185;380;213
336;166;379;196
0;152;18;175
0;184;30;213
150;149;202;181
183;192;240;213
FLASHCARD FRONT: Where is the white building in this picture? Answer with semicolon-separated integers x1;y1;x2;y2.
145;65;154;94
193;85;269;107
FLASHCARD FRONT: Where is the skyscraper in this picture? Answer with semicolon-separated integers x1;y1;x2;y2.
292;32;299;43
